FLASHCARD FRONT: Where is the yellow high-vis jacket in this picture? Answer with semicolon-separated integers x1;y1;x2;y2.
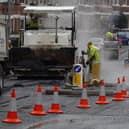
87;44;101;63
106;31;113;40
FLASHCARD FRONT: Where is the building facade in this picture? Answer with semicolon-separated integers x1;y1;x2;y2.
53;0;129;51
0;0;29;46
0;0;129;46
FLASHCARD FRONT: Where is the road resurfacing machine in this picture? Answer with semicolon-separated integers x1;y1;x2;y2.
9;6;77;78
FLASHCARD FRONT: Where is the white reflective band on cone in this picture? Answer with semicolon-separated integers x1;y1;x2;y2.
116;83;121;93
100;86;105;96
54;92;59;103
82;88;88;99
122;82;126;90
10;98;17;112
36;93;42;105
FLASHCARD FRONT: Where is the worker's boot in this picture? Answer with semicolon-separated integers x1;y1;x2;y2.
86;72;93;87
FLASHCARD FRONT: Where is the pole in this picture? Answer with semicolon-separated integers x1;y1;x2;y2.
55;16;59;43
71;11;76;46
7;0;11;41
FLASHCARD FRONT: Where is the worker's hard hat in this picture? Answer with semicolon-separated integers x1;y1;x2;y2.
106;32;113;38
88;42;93;45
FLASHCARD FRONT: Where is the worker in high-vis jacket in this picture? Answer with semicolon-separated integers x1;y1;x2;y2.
106;31;113;40
86;42;101;80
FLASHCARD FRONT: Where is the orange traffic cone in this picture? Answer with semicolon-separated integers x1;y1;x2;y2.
77;82;91;108
96;80;109;104
121;76;129;98
2;89;22;123
48;85;64;113
30;84;47;115
112;77;125;101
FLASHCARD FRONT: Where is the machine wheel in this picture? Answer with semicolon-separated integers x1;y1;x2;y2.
89;79;101;86
0;64;4;95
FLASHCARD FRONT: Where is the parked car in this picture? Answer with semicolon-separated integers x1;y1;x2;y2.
116;31;129;45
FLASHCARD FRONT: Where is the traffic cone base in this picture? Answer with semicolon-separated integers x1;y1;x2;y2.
48;104;64;113
2;112;22;124
30;105;47;115
112;93;125;101
77;99;91;108
96;96;109;104
121;90;129;98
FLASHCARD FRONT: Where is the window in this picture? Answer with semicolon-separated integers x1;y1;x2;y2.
120;0;128;6
20;0;24;3
95;0;102;5
112;0;120;5
89;0;95;5
106;0;112;6
20;20;24;29
79;0;89;5
112;0;128;6
79;0;84;5
108;0;112;6
39;0;42;4
12;0;15;3
42;0;48;5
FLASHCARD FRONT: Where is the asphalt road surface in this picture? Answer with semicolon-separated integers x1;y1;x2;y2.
1;80;129;129
0;48;129;129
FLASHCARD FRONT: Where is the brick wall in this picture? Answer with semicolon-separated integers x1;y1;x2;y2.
0;0;28;41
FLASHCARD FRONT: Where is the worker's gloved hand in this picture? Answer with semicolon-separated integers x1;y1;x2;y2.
86;61;89;65
81;50;86;55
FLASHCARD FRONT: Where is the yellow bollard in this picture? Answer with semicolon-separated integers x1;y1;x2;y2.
72;64;83;88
